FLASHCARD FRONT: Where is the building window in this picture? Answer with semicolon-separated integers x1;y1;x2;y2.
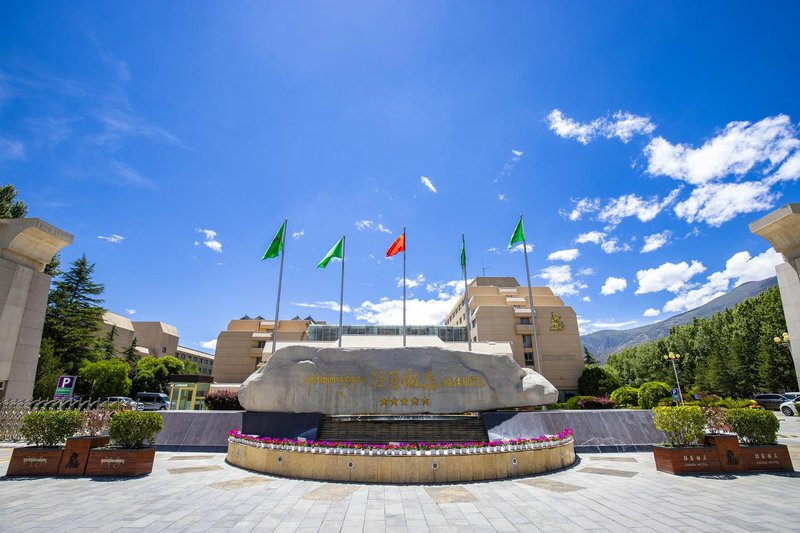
524;352;534;366
519;317;531;325
255;340;266;348
522;335;532;349
161;346;167;354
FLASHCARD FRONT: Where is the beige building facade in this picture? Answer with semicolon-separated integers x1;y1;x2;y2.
101;311;180;359
443;277;583;393
176;345;214;376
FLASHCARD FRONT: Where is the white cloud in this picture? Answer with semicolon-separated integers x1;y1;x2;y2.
487;247;501;255
498;193;507;201
355;279;466;325
577;267;595;277
510;243;534;254
672;181;778;226
97;234;124;244
0;138;25;161
560;198;600;221
635;260;706;294
355;220;392;234
770;152;800;183
110;160;154;188
598;190;680;225
397;274;425;289
581;296;591;302
575;231;605;245
546;109;656;144
538;265;588;297
641;231;672;253
644;115;800;185
547;249;580;262
643;308;660;317
200;339;217;351
126;308;136;315
376;224;392;234
600;238;632;254
511;149;523;157
420;176;437;193
195;228;222;253
292;301;352;313
601;277;627;295
292;229;305;240
589;320;639;330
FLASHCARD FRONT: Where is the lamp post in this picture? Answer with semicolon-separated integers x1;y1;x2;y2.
774;332;790;348
663;352;685;406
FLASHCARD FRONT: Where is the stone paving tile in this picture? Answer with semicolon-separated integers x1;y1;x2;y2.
166;464;225;474
576;466;639;477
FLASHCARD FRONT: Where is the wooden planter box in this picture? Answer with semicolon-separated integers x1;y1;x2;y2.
6;447;64;476
655;434;793;475
58;436;111;476
85;447;156;477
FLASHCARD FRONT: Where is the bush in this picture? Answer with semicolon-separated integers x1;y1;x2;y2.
204;390;243;410
20;410;82;447
578;365;622;397
610;386;639;407
577;397;616;409
725;409;780;445
715;398;753;409
109;411;164;448
638;381;673;409
564;395;593;410
652;406;705;447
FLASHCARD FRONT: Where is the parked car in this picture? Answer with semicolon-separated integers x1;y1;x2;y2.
780;398;800;416
101;396;140;410
136;392;169;411
753;393;793;410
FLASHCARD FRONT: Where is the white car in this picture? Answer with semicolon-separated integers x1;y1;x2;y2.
779;392;800;416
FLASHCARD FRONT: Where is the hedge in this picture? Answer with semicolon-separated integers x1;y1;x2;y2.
725;408;780;445
20;410;82;447
652;406;705;447
610;386;639;407
638;381;672;409
109;411;164;449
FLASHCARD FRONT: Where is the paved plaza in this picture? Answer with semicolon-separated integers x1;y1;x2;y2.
1;418;799;533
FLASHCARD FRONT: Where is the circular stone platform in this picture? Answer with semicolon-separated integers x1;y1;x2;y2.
226;435;575;483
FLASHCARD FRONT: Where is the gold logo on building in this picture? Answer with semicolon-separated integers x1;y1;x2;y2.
550;313;565;331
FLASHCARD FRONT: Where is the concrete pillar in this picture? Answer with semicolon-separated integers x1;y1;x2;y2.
0;218;73;399
749;204;800;390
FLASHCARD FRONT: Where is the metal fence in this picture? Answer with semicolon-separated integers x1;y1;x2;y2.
0;398;136;442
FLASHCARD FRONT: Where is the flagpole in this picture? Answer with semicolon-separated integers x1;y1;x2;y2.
462;233;473;352
402;227;407;347
520;214;541;372
338;235;345;348
271;218;287;355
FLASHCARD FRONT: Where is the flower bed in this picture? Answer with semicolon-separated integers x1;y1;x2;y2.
227;428;573;455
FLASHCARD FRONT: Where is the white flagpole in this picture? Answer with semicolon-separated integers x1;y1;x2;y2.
520;214;541;372
271;219;287;355
463;233;473;351
338;235;345;348
403;226;407;347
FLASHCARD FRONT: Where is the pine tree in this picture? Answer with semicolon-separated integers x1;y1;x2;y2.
122;337;140;369
0;184;28;218
583;346;598;365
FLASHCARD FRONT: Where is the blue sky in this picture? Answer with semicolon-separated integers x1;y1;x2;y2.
2;1;800;352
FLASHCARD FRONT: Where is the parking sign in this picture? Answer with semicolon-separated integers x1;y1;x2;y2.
54;375;77;400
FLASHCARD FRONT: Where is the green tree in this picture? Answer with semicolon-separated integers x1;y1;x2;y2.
0;184;28;218
79;358;132;400
578;365;622;396
31;338;64;399
122;337;140;368
131;356;186;394
583;346;598;366
182;360;200;375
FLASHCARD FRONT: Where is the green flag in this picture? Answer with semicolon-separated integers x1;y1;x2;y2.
508;217;525;249
460;235;467;273
317;237;344;268
261;221;285;260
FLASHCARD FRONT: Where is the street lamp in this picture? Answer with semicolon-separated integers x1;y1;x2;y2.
662;352;685;406
774;332;790;347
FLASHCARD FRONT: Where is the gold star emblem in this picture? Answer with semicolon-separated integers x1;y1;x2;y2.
422;397;430;406
380;398;388;407
411;397;419;406
401;398;408;406
391;397;398;406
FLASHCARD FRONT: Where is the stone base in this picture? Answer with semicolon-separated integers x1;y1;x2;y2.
6;447;64;476
226;438;575;483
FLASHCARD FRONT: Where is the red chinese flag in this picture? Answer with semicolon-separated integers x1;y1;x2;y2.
385;233;406;257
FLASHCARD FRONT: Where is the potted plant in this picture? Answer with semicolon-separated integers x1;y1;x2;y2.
85;411;163;477
58;408;115;476
6;410;82;476
723;408;792;471
652;406;720;474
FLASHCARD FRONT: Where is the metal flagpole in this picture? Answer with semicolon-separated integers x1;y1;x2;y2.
402;227;407;347
271;218;288;355
462;233;473;352
520;214;541;372
338;235;345;348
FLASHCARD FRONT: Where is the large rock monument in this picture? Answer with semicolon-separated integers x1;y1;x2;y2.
238;345;558;414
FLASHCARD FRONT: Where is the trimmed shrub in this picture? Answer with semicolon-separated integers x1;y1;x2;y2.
652;406;705;447
204;390;243;410
20;410;82;447
638;381;673;409
109;411;164;449
715;398;753;409
725;408;780;445
577;397;616;409
564;395;593;410
610;386;639;407
578;365;622;397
